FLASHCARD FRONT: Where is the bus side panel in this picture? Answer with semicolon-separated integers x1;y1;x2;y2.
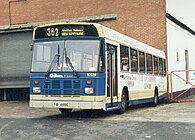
119;72;167;106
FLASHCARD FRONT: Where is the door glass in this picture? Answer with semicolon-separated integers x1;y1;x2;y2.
106;44;118;98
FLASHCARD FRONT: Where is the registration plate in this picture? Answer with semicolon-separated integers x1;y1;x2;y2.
53;102;69;107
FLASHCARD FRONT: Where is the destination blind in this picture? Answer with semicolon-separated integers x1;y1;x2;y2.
34;24;99;39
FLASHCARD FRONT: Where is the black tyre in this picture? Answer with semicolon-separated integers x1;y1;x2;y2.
117;92;128;114
152;88;159;107
59;108;72;114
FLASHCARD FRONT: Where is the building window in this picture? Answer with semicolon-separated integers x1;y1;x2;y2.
146;54;153;74
120;45;129;71
139;51;145;73
130;48;138;72
177;52;179;61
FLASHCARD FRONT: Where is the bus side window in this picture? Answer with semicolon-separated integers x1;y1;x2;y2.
130;48;138;72
146;54;153;74
139;51;145;73
120;45;129;71
163;59;166;76
159;58;163;75
153;56;158;75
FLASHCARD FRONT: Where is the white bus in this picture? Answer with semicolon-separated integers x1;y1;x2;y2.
30;22;167;114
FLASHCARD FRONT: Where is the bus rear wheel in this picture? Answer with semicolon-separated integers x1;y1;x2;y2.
152;88;159;107
59;108;72;114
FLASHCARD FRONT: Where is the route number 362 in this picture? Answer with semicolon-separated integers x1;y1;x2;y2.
47;28;59;37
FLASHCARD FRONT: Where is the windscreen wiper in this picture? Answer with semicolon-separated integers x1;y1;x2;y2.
62;42;79;78
66;56;80;78
45;45;60;77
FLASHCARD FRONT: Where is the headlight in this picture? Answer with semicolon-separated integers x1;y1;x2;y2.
33;87;41;93
84;88;94;94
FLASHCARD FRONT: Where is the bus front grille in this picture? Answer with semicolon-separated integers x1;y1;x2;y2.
43;79;82;95
52;80;60;89
73;80;81;89
44;80;50;88
63;80;72;88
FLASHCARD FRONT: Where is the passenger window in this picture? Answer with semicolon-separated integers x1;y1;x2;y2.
120;45;129;71
146;54;153;74
153;56;158;75
159;58;163;75
130;48;138;72
139;51;145;73
163;59;166;76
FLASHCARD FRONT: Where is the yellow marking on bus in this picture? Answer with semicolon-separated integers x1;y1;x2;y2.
93;23;104;37
119;89;166;101
130;91;153;100
32;26;38;40
105;89;167;103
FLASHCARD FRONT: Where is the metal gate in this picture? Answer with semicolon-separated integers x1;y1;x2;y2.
168;70;195;102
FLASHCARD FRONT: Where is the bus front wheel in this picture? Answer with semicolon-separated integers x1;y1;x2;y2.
59;108;72;114
117;91;128;114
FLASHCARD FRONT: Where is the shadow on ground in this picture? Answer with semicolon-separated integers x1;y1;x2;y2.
33;101;169;120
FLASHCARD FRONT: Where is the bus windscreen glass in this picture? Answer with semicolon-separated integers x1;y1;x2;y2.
31;40;103;72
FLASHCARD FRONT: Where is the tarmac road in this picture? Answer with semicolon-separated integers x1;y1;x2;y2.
0;101;195;140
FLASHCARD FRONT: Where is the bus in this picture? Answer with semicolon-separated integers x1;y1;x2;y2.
30;22;167;114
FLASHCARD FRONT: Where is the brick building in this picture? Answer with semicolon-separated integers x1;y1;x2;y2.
0;0;166;49
0;0;166;100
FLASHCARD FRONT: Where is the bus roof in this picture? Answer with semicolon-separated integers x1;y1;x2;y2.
33;22;165;58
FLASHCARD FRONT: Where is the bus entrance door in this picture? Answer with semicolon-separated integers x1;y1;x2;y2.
106;44;118;108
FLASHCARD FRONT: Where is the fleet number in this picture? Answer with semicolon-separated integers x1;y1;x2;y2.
87;73;96;77
47;28;59;37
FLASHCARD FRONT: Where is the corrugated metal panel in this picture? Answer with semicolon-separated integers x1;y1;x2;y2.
0;31;32;88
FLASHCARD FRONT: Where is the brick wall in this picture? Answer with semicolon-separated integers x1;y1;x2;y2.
0;0;166;49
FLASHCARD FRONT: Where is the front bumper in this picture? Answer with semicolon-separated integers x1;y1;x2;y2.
30;95;106;110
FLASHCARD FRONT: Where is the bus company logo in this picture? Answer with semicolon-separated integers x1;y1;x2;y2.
49;73;63;78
